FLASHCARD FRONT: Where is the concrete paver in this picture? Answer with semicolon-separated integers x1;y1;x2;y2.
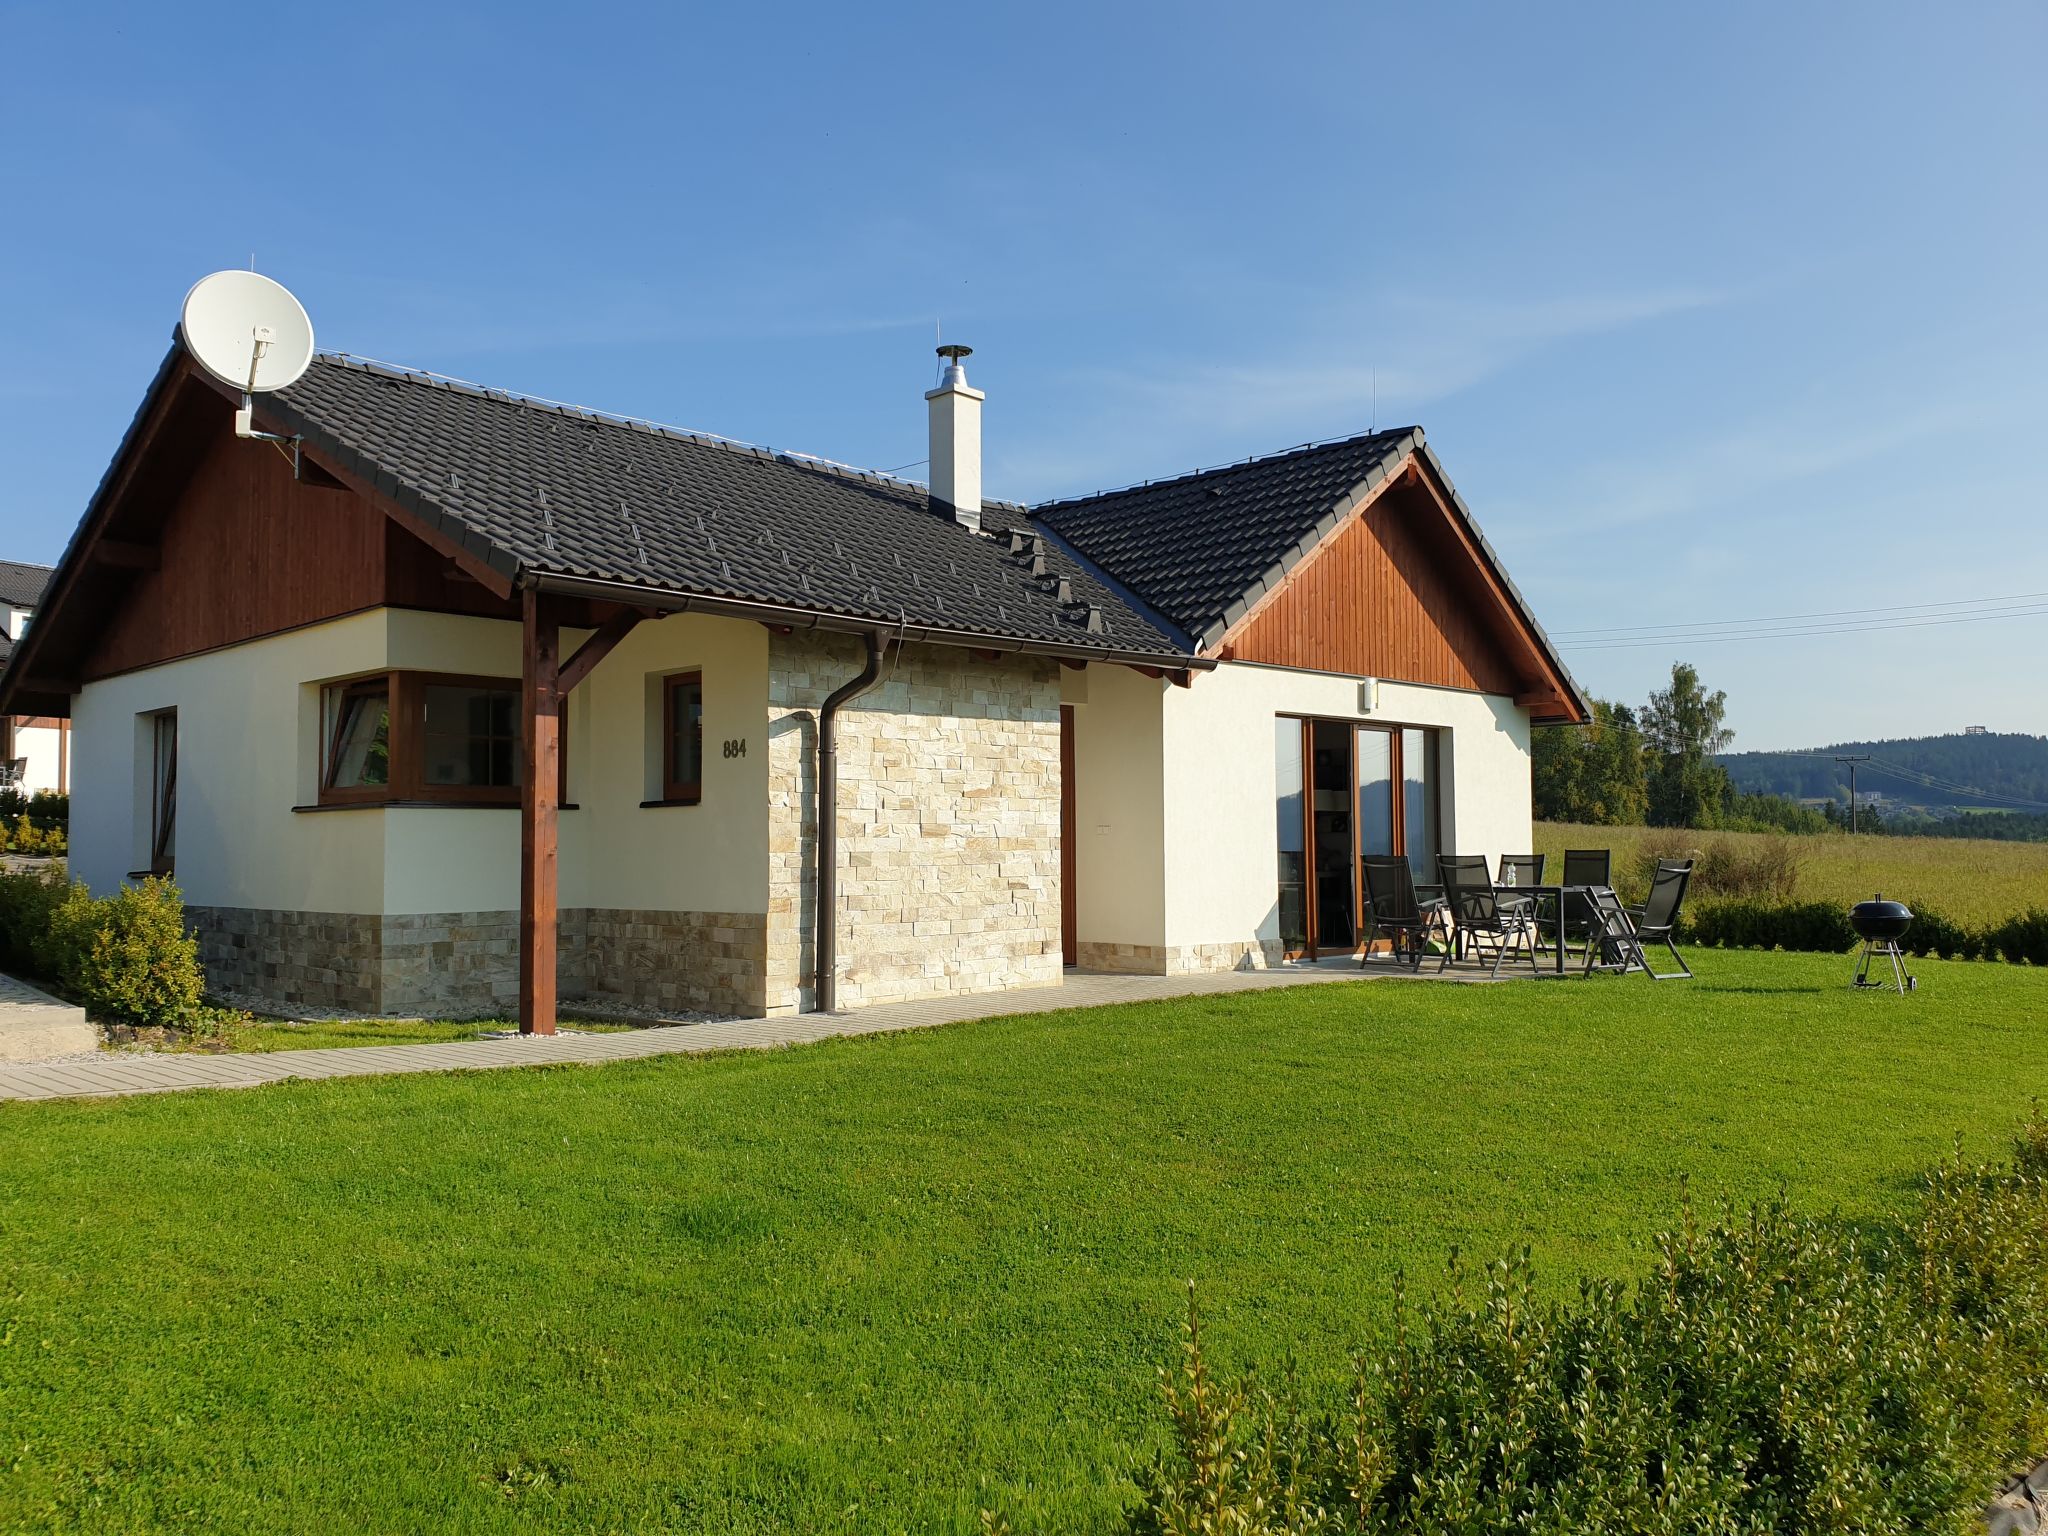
0;959;1468;1104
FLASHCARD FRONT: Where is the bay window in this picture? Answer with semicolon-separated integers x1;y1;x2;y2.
317;672;563;806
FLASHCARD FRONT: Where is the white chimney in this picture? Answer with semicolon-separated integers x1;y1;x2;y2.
925;344;984;532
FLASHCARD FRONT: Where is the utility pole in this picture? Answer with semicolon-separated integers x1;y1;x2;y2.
1834;755;1871;833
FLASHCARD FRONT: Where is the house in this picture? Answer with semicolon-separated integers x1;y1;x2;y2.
0;560;69;795
0;339;1586;1027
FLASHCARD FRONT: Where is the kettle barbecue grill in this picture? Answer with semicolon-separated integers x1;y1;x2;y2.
1850;894;1916;994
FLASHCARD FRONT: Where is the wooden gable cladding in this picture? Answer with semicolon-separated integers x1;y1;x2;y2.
1219;468;1563;711
85;413;515;682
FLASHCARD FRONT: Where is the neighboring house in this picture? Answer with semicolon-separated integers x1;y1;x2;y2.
0;341;1585;1026
0;559;68;795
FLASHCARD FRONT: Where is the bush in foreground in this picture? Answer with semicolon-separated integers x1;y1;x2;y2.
0;868;203;1027
1112;1114;2048;1536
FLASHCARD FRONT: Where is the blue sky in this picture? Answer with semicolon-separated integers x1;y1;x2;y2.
1;2;2042;749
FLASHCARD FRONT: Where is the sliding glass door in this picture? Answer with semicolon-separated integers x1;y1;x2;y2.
1274;714;1442;958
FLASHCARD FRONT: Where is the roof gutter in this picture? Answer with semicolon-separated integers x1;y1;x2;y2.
526;571;1215;673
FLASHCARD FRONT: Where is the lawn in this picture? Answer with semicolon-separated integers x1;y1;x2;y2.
1537;818;2048;922
2;951;2045;1533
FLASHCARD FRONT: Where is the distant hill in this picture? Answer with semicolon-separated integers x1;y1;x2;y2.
1718;732;2048;813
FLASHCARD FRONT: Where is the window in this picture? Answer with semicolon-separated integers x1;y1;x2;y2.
150;711;177;875
662;672;703;803
317;672;565;807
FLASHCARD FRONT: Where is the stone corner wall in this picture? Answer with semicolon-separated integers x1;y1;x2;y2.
1075;938;1288;976
766;632;1063;1013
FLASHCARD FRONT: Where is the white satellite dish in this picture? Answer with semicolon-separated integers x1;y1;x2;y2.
180;270;315;394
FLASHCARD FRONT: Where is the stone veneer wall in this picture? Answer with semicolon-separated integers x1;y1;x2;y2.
1074;938;1285;976
765;632;1064;1015
188;904;765;1017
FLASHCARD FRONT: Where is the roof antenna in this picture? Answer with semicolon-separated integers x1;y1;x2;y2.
1371;368;1377;432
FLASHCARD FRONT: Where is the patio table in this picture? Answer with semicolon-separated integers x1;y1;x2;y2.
1510;884;1618;976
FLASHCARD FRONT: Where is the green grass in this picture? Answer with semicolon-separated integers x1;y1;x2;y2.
1538;819;2048;922
3;952;2045;1532
159;1016;639;1053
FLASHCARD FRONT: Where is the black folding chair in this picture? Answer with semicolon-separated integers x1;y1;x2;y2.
1359;855;1449;971
1557;849;1613;957
1627;860;1695;980
1497;854;1546;888
1437;854;1538;978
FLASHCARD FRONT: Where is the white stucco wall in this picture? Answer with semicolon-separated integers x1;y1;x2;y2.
1067;663;1167;953
68;607;771;920
1156;661;1530;958
11;721;67;794
1035;660;1529;968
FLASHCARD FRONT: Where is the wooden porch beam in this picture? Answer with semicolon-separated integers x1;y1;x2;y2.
558;608;647;695
518;589;562;1036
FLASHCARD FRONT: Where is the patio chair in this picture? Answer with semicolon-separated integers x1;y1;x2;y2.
1578;886;1648;975
1561;849;1611;888
1437;853;1538;978
1556;849;1613;957
1494;853;1545;921
1626;860;1695;980
1359;855;1449;971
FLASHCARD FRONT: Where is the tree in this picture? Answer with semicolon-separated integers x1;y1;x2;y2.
1532;700;1647;825
1643;663;1735;828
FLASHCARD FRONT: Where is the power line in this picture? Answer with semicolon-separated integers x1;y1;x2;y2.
1550;588;2048;638
1561;601;2048;652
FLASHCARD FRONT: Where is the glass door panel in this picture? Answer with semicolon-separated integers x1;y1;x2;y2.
1356;728;1394;857
1274;718;1308;955
1403;727;1439;883
1310;720;1354;949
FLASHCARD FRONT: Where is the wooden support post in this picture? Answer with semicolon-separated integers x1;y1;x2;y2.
519;588;561;1036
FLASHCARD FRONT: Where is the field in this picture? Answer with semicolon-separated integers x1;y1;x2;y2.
3;952;2046;1532
1537;820;2048;922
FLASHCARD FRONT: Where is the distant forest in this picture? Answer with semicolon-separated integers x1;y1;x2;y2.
1719;733;2048;812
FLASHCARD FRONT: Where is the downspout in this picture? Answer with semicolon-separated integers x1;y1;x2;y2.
814;631;888;1012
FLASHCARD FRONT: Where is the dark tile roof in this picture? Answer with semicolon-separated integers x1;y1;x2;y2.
1033;430;1421;649
262;357;1191;662
0;560;51;610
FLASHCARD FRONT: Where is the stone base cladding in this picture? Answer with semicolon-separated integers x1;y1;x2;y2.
1074;939;1286;976
572;908;766;1016
187;905;767;1017
767;632;1064;1014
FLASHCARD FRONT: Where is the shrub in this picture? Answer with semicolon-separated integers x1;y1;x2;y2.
56;877;204;1027
0;862;75;974
1121;1113;2048;1536
1634;831;1802;903
1687;898;1855;954
1901;903;1982;962
25;790;68;829
1986;909;2048;967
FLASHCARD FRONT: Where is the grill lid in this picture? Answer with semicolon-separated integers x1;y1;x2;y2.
1851;893;1914;939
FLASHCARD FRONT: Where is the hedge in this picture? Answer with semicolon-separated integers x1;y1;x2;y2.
1683;897;2048;965
1106;1113;2048;1536
0;867;202;1026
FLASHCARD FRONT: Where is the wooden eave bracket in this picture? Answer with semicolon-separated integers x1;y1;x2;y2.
558;607;652;694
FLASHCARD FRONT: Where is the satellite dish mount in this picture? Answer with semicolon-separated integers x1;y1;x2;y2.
179;271;317;473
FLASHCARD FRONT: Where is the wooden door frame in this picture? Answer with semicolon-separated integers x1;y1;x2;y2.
1279;713;1438;960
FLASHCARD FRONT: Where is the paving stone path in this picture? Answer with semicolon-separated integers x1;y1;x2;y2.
0;961;1458;1104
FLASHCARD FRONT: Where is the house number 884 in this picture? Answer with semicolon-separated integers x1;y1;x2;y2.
722;738;747;758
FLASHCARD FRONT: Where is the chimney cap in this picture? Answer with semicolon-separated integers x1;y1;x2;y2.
936;344;974;362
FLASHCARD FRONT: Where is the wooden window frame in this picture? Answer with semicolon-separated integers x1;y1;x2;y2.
317;670;568;808
660;671;704;805
149;710;177;877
